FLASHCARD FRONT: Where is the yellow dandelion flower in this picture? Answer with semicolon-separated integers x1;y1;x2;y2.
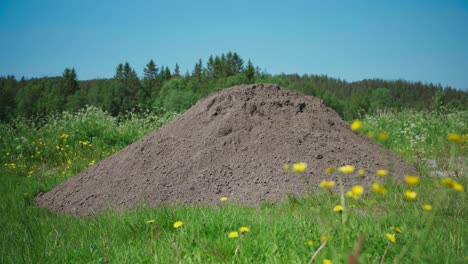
60;133;69;139
88;160;95;166
386;233;396;243
320;235;328;243
283;164;290;171
441;177;454;187
372;183;387;195
323;259;332;264
390;226;402;234
220;196;228;202
422;204;432;211
404;190;417;201
173;221;184;228
146;219;156;224
228;231;239;238
376;170;389;177
350;120;362;131
351;185;364;196
338;165;355;174
358;169;365;176
452;182;464;192
319;180;335;189
447;133;461;143
405;175;420;186
378;132;389;141
239;226;250;233
291;162;307;173
333;205;344;212
324;166;335;174
307;240;314;246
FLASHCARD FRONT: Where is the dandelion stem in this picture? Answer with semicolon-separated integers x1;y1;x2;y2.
336;172;348;249
380;241;391;264
337;173;346;224
233;244;240;258
338;174;346;208
234;235;243;258
308;240;327;264
171;237;182;264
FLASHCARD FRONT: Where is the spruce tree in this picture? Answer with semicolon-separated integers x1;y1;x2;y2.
61;67;79;96
206;56;214;78
244;60;255;83
174;63;180;77
226;52;234;76
113;62;140;110
114;63;125;80
232;52;244;73
144;60;159;80
193;59;203;80
141;60;159;106
164;66;172;80
213;56;222;78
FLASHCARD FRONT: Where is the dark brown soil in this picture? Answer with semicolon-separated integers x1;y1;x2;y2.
36;84;416;216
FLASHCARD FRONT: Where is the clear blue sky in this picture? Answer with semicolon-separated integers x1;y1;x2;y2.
1;0;467;89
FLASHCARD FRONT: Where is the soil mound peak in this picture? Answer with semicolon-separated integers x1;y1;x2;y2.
37;83;415;215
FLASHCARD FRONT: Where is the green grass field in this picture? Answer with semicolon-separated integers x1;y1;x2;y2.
1;107;467;263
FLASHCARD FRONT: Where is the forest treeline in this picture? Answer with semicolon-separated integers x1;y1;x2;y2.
1;52;467;122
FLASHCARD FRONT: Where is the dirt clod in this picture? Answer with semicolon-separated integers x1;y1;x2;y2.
36;84;416;215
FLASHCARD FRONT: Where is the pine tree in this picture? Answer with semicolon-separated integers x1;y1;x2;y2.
113;62;140;110
123;62;135;80
140;60;159;106
206;56;214;78
193;59;203;80
220;54;228;77
244;60;255;83
174;63;180;77
144;60;159;80
226;52;234;76
213;56;222;78
61;67;79;96
114;63;125;80
232;52;244;73
163;66;172;80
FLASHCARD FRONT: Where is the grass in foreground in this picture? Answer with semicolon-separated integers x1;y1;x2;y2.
0;108;467;263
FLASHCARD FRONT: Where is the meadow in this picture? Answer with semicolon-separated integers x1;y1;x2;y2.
1;107;466;263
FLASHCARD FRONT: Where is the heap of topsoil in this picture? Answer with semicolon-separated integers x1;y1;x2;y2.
36;84;415;216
